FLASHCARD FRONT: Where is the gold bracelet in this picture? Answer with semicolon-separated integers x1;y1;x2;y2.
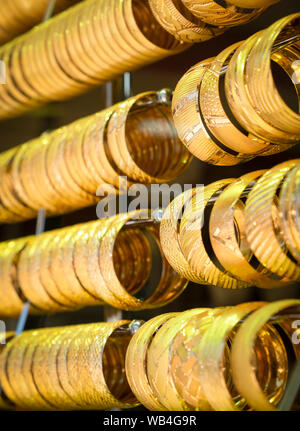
125;314;178;411
231;299;300;411
181;0;265;27
245;159;300;281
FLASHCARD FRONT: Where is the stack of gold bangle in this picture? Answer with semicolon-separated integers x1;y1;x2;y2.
0;0;189;120
0;210;188;318
0;0;80;45
0;321;140;410
148;0;275;43
172;13;300;165
126;299;300;411
0;90;192;224
160;159;300;289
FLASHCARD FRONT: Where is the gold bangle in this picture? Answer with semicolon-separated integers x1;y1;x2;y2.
148;0;224;43
231;299;300;411
178;180;249;288
279;164;300;262
160;188;207;283
194;302;265;411
181;0;265;27
172;59;255;165
245;159;300;282
170;308;225;410
125;314;178;411
209;170;286;288
225;13;300;145
99;210;188;310
147;308;209;410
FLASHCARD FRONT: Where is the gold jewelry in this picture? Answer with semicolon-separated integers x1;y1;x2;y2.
231;299;300;411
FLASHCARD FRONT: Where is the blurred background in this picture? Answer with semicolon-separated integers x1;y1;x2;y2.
1;0;299;337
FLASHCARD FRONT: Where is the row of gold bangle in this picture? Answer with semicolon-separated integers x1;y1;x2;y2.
126;299;300;411
160;159;300;289
0;210;188;318
0;90;192;224
0;0;80;45
0;0;188;120
0;321;140;410
172;13;300;165
1;299;299;410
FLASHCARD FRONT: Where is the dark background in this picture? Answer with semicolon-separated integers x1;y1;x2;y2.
1;0;300;333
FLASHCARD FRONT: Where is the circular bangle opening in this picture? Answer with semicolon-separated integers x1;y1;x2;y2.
124;93;192;181
103;323;139;405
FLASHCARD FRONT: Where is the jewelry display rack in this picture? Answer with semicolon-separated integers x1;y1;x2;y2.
0;0;299;413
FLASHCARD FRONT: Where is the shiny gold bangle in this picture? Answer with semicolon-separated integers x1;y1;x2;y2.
148;0;224;43
199;42;281;156
181;0;265;27
107;91;192;184
0;239;29;317
231;299;300;411
279;164;300;262
125;314;178;411
0;332;15;410
170;307;225;410
99;210;188;310
178;180;249;288
245;159;300;282
147;309;209;410
209;170;286;288
160;188;207;283
172;59;254;165
194;302;266;411
225;13;300;145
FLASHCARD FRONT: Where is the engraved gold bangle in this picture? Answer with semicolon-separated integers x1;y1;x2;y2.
231;299;300;411
125;313;178;411
245;159;300;282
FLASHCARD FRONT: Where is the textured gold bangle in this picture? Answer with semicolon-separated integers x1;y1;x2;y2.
147;308;209;410
148;0;224;43
245;159;300;282
225;13;300;145
172;59;255;165
181;0;265;27
209;170;286;288
178;180;249;288
125;314;178;411
170;308;225;410
231;299;300;411
279;164;300;262
99;210;188;310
